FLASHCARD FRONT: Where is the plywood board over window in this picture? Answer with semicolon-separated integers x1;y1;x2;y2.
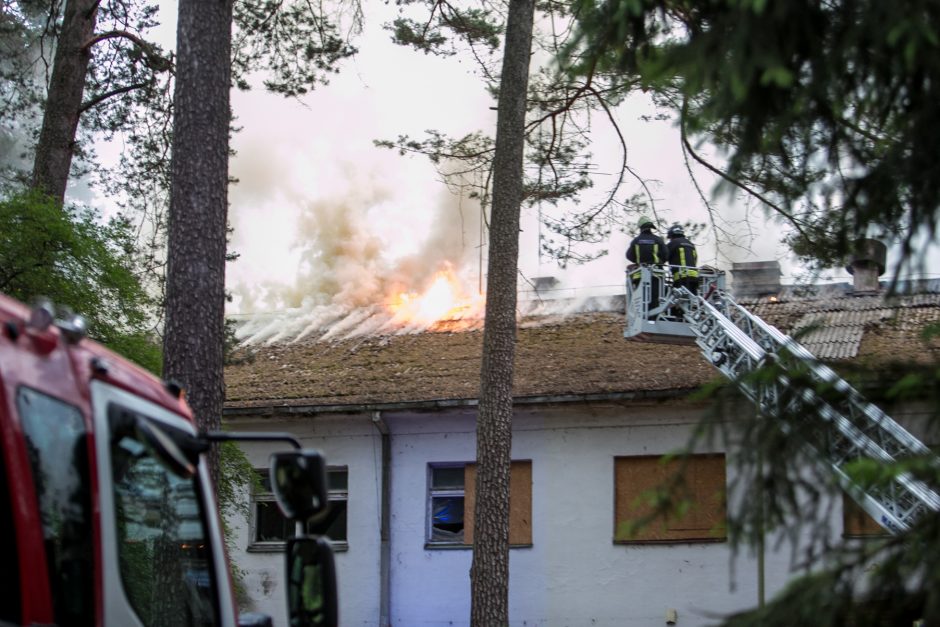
464;461;532;547
615;454;726;543
842;493;889;538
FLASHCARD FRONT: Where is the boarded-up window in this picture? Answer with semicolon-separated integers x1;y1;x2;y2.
614;454;726;543
427;461;532;547
465;461;532;546
842;494;889;538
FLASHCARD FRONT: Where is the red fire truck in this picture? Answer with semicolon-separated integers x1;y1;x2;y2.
0;293;337;626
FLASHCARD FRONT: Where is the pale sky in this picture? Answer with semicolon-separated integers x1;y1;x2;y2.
106;1;938;318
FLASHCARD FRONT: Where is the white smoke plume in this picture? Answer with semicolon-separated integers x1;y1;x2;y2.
229;157;495;344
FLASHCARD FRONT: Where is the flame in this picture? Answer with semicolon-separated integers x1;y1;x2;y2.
388;266;484;329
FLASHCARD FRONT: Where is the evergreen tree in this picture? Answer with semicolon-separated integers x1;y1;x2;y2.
162;0;233;485
3;0;357;203
162;0;358;482
470;0;536;622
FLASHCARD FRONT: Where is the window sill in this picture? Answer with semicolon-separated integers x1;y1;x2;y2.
613;537;726;545
248;541;348;553
842;532;890;540
424;543;533;551
424;543;471;551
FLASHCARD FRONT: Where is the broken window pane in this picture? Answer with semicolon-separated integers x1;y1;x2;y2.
428;466;467;544
431;496;464;542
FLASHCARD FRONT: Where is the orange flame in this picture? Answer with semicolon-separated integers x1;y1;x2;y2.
388;267;484;329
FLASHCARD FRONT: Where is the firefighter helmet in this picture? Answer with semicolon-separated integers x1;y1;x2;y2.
637;216;655;230
667;224;685;239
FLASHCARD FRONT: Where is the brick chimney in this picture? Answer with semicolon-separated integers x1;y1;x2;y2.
731;261;782;298
845;238;886;294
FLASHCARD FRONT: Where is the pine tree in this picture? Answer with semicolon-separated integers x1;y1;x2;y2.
470;0;536;623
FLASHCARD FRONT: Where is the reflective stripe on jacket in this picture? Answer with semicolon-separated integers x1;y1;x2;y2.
667;237;699;279
626;231;668;279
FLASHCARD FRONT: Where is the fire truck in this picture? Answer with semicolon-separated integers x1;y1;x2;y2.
0;293;337;626
625;263;940;533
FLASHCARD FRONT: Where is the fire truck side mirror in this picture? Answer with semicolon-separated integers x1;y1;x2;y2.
286;536;338;627
270;450;329;521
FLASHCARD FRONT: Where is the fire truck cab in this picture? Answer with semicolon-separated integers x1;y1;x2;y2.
0;293;336;627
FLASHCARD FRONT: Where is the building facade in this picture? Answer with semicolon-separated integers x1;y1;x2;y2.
223;280;940;626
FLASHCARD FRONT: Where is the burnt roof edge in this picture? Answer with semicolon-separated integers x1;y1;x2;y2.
223;387;704;419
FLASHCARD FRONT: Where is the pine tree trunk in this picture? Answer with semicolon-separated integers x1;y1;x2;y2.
163;0;233;485
30;0;98;202
469;0;535;624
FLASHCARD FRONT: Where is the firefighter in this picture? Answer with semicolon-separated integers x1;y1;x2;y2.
666;224;699;295
626;216;668;313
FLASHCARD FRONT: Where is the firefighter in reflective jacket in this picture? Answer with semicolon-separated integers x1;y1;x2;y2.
626;216;668;312
666;224;699;295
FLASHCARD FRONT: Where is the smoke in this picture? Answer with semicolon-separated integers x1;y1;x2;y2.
229;153;490;344
222;12;816;347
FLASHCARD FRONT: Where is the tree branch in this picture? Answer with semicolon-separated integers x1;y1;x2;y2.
83;29;147;52
80;81;151;113
679;98;809;241
586;82;654;217
82;30;172;72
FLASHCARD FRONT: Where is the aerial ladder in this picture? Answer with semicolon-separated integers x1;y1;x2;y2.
625;264;940;534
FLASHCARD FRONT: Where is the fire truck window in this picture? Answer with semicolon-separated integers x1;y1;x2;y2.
0;445;21;623
110;411;218;627
17;387;94;626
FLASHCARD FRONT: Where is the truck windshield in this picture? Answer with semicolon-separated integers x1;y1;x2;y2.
109;408;218;626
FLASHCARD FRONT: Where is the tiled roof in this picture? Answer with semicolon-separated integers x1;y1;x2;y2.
224;287;940;411
741;291;940;363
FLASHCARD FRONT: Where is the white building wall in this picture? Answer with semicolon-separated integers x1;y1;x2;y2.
226;396;918;626
225;414;385;626
383;401;815;627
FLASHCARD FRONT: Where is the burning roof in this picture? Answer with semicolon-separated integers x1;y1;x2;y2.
224;284;940;411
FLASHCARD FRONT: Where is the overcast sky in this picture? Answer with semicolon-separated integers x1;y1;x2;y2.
121;1;937;319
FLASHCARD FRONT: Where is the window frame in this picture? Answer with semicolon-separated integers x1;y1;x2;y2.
89;380;234;627
426;463;468;549
425;461;533;549
248;465;348;553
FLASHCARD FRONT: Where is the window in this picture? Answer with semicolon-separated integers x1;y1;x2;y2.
251;467;348;550
427;461;532;547
614;454;726;543
18;387;94;626
429;466;465;543
109;405;218;627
